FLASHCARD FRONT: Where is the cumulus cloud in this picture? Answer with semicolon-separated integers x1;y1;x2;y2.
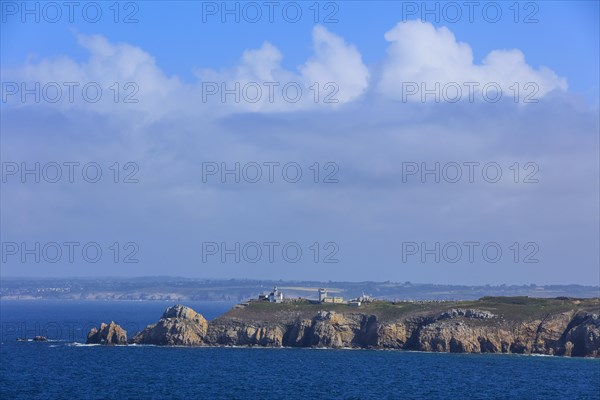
239;43;284;82
198;42;286;84
299;25;370;103
3;25;370;114
196;25;369;111
378;20;567;101
2;21;569;113
4;33;182;123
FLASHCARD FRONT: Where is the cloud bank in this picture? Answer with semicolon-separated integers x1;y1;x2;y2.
1;21;597;286
3;21;567;113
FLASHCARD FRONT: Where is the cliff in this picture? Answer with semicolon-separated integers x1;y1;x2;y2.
96;297;600;357
202;297;599;357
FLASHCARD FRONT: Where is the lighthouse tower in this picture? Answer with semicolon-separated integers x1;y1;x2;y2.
318;288;328;303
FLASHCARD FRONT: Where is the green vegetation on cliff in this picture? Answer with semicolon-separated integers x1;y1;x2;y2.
223;297;600;323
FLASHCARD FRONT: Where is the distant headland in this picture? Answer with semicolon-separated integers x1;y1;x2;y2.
84;288;600;358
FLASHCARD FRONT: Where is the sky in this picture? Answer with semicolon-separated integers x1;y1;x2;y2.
0;0;599;285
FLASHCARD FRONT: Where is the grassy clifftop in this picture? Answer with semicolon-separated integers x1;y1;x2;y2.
220;296;600;323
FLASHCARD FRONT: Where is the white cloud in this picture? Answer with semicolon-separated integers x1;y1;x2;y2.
199;42;286;84
239;42;283;82
3;33;182;124
299;25;370;103
75;34;180;97
378;20;567;101
196;25;369;111
2;21;569;114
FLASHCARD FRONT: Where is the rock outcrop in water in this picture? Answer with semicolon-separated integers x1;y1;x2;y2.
109;297;600;357
86;322;127;345
130;305;208;346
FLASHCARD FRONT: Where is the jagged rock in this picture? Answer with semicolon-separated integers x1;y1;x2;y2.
439;309;496;320
310;312;346;348
377;322;408;348
560;313;600;357
162;304;204;320
356;315;380;347
130;305;208;346
414;321;517;353
532;312;575;354
285;319;313;346
205;319;285;347
564;341;574;357
86;322;127;345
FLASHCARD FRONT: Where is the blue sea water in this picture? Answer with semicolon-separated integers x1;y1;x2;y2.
1;301;599;400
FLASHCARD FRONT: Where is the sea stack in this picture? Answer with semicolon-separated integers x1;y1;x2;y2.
130;304;208;346
86;322;128;345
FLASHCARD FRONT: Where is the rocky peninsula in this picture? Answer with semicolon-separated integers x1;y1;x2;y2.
88;297;600;357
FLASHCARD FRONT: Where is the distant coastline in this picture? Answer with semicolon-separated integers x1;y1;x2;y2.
2;277;599;301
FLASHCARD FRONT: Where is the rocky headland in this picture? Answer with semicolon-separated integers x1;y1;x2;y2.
88;297;600;357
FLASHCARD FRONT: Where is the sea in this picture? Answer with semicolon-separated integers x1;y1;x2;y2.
1;300;599;400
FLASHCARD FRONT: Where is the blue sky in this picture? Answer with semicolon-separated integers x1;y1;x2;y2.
1;1;599;284
2;1;599;100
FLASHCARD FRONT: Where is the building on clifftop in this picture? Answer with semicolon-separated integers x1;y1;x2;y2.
267;287;283;303
318;288;345;304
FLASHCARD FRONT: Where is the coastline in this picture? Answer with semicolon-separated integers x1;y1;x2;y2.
83;297;600;358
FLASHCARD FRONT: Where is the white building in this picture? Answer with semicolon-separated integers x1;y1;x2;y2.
318;288;345;304
268;287;283;303
318;288;328;302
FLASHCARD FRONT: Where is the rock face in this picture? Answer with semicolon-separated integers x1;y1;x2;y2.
439;308;496;320
86;322;127;345
128;298;600;357
560;312;600;357
130;305;208;346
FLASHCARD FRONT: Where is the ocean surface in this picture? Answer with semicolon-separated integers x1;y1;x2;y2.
1;300;599;400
